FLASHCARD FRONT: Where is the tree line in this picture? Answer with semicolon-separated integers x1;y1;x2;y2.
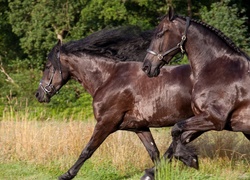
1;0;249;68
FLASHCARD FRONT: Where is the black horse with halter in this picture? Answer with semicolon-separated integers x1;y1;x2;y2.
146;17;190;64
39;42;63;96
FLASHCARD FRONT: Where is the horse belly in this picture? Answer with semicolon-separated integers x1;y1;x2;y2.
121;99;192;129
120;113;177;130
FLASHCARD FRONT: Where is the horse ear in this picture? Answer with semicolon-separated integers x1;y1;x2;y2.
57;39;62;47
168;6;175;21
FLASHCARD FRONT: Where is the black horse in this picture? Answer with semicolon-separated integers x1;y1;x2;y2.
142;7;250;174
35;26;196;180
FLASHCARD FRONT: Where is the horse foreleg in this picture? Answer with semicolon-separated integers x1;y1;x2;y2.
58;122;116;180
170;114;217;169
159;131;203;162
168;130;203;169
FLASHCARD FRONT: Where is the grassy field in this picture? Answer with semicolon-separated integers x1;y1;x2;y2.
1;109;250;180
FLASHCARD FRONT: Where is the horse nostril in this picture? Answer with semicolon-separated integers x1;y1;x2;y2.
142;65;149;72
35;92;39;98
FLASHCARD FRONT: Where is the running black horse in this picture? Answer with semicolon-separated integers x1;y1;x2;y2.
142;7;250;173
35;26;196;180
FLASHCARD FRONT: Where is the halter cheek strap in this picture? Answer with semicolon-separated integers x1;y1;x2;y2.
39;51;63;95
147;17;190;64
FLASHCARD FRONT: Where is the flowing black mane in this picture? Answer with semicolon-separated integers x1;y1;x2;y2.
176;15;242;54
61;26;154;62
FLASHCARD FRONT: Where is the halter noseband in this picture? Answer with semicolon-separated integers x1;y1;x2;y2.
39;51;63;96
147;17;190;64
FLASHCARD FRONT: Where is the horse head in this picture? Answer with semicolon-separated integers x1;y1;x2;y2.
142;7;189;77
35;40;69;102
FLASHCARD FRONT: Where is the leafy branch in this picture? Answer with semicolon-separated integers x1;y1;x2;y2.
0;57;19;87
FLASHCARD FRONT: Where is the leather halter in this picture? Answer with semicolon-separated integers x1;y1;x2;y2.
147;17;190;64
39;51;63;95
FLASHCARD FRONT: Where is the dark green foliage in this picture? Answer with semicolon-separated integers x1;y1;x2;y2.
6;0;168;67
8;0;84;65
0;64;93;120
200;0;250;53
1;0;250;120
3;0;250;65
0;0;24;63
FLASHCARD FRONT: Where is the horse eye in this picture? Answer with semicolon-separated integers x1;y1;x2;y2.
157;30;166;38
157;24;169;38
44;64;52;72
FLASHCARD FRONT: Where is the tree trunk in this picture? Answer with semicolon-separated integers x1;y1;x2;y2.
187;0;192;17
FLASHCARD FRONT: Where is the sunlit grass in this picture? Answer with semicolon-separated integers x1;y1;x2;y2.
0;108;160;179
1;107;250;179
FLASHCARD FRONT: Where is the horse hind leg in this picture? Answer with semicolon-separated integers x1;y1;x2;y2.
136;129;160;164
136;129;160;180
140;131;204;180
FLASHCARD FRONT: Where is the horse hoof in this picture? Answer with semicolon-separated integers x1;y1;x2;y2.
58;171;75;180
190;155;199;170
182;154;199;169
140;174;154;180
140;168;155;180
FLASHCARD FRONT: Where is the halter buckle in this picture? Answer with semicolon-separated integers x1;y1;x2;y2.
181;35;186;41
180;45;185;54
157;54;164;61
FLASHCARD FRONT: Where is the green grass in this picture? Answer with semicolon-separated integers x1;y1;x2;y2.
155;158;250;180
0;162;57;180
1;158;250;180
0;161;143;180
1;116;250;180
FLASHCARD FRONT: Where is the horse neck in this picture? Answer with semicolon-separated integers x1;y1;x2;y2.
184;22;241;77
61;53;116;96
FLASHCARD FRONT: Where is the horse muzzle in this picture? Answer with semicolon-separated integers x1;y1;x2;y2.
35;87;51;103
142;59;161;77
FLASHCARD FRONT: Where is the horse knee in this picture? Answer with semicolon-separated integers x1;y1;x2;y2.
171;123;183;137
212;120;226;131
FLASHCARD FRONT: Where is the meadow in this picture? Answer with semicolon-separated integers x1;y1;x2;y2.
1;107;250;180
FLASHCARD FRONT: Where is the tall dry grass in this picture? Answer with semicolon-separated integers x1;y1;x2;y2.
1;107;250;178
194;130;250;162
0;109;170;173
